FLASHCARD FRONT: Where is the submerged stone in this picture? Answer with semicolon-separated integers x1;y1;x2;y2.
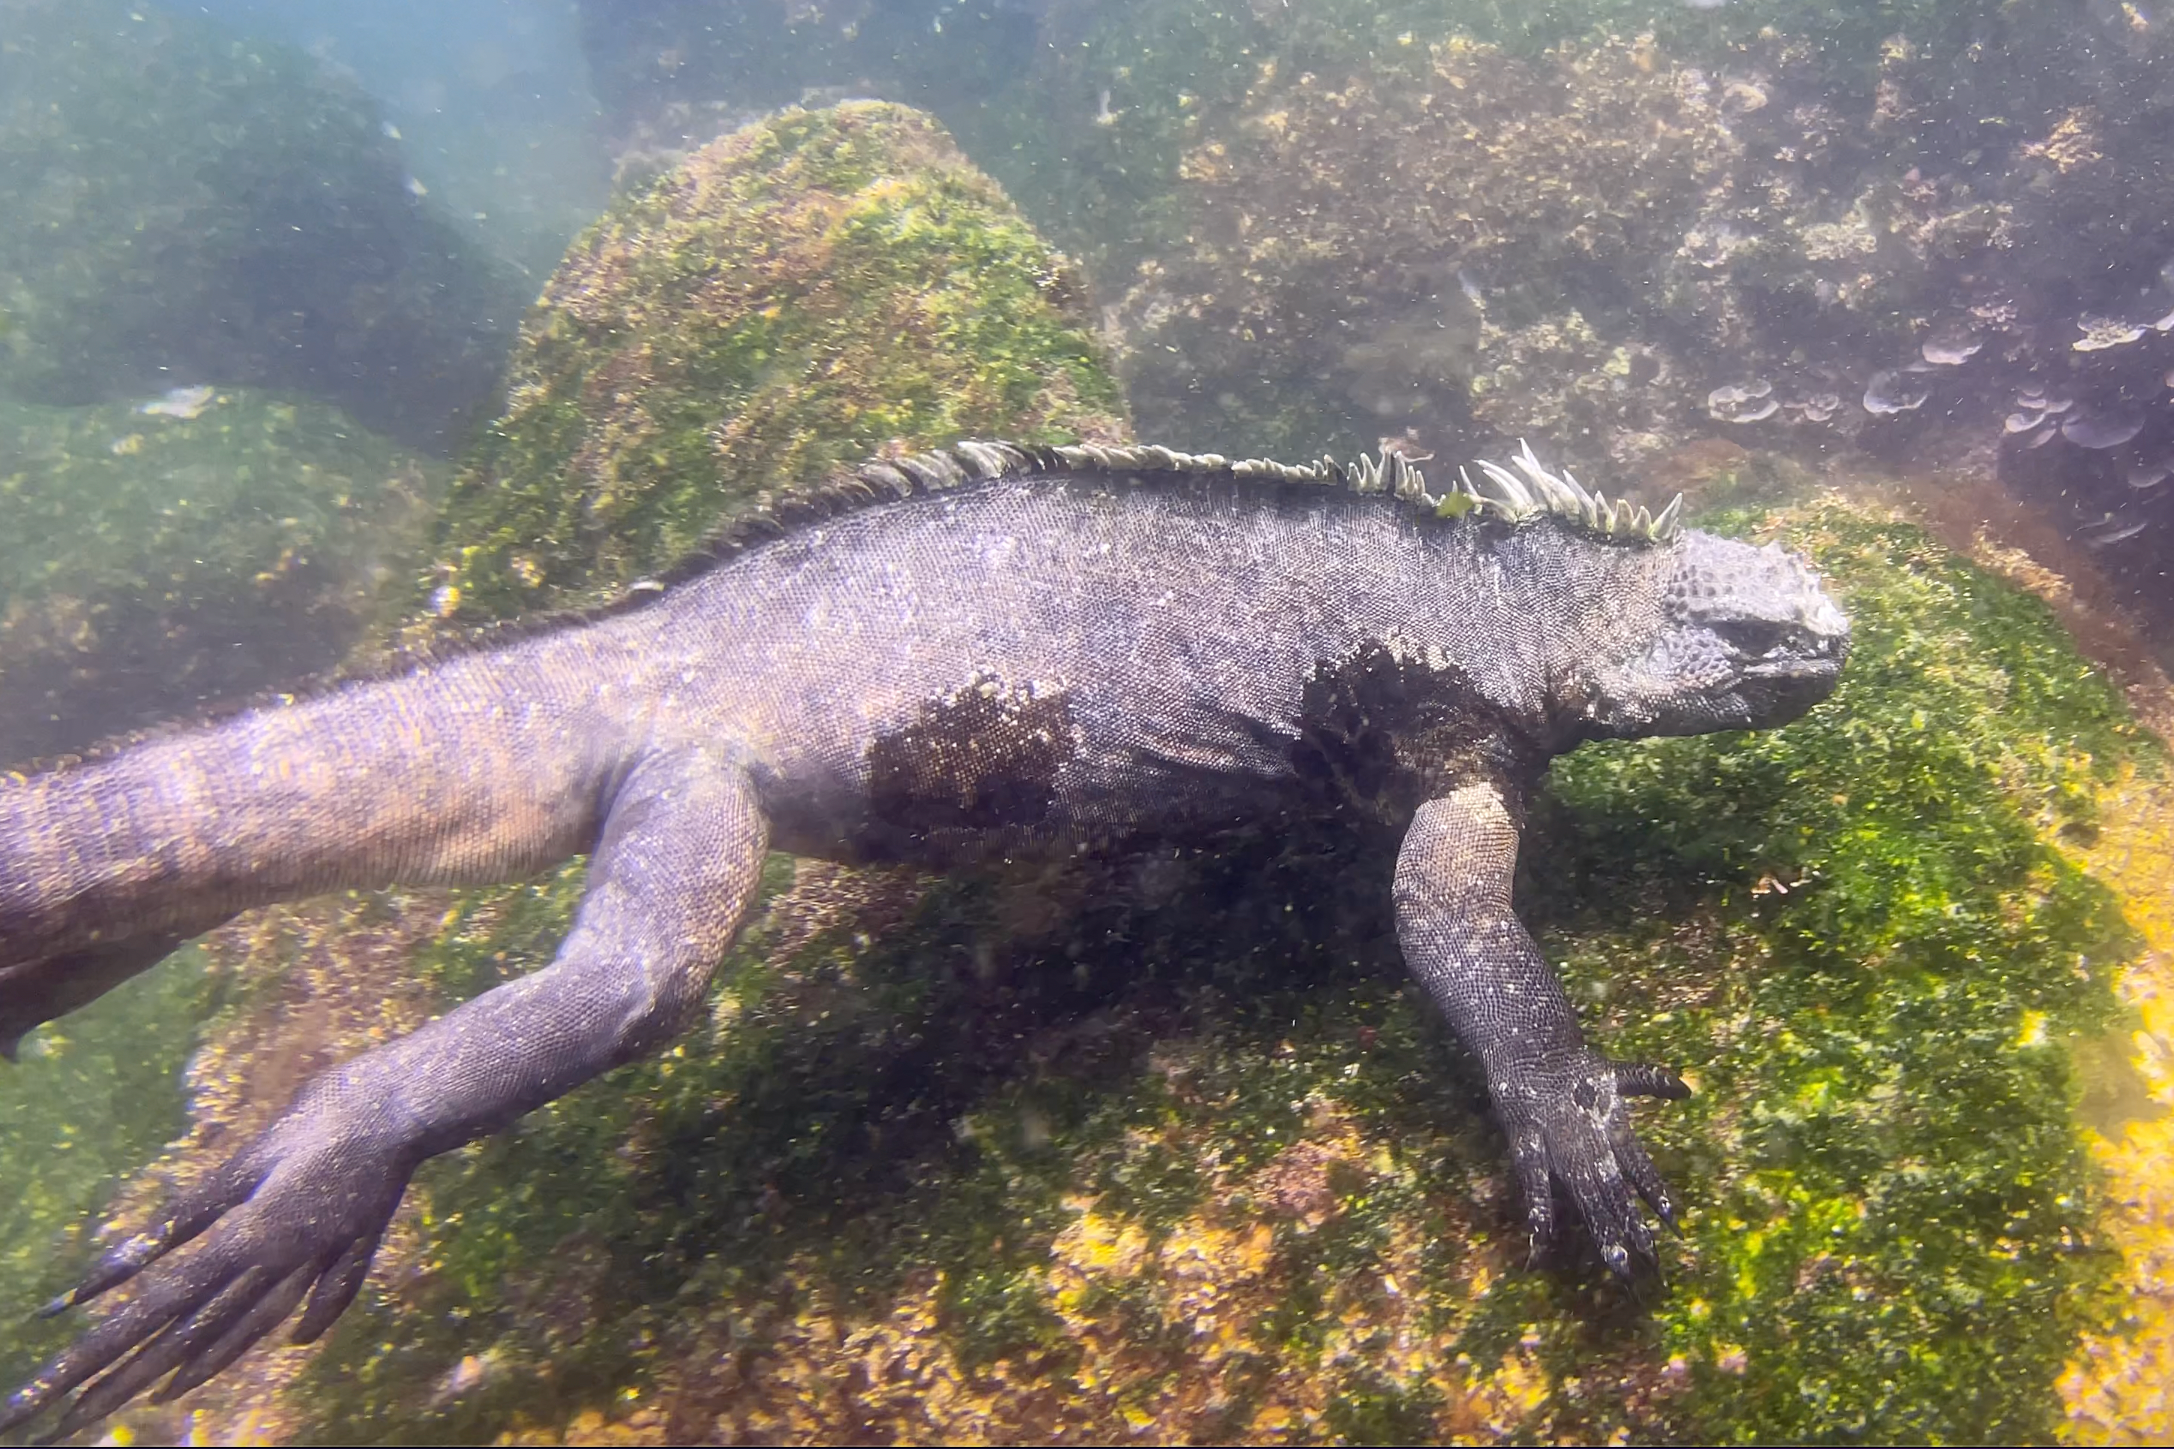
0;0;524;450
428;101;1124;622
0;391;443;764
1863;367;1932;414
2062;410;2147;450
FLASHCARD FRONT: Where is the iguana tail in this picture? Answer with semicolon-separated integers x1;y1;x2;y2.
0;640;625;1057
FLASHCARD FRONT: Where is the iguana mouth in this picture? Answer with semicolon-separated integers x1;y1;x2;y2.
1742;654;1843;681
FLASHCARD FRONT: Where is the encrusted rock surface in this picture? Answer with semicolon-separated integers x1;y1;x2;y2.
424;100;1124;624
1111;37;1737;469
9;30;2174;1440
0;390;442;765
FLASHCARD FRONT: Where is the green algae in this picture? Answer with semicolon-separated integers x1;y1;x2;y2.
0;389;443;763
426;102;1124;623
1532;504;2143;1441
21;76;2147;1442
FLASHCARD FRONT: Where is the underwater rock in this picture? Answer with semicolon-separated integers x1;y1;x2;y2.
1707;380;1778;424
33;97;1124;1440
1919;319;1983;365
2072;315;2149;353
2081;514;2151;548
0;0;524;451
0;390;442;765
427;101;1122;622
1111;34;1737;469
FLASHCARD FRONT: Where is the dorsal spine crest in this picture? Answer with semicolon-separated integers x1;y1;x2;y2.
852;438;1683;546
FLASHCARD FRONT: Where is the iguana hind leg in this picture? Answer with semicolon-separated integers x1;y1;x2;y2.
2;743;770;1436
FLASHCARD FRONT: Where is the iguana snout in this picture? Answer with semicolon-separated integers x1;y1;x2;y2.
1585;531;1850;739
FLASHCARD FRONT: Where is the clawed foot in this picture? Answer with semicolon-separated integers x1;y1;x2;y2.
1491;1050;1691;1279
1;1102;415;1437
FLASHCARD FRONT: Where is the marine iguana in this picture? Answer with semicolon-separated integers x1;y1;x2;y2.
0;439;1847;1433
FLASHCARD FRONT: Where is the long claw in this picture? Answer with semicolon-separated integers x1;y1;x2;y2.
1611;1122;1677;1228
155;1261;318;1404
47;1165;254;1315
1512;1132;1556;1262
5;1095;414;1437
1492;1051;1690;1285
293;1227;381;1345
50;1268;273;1436
1614;1062;1691;1100
1;1247;247;1432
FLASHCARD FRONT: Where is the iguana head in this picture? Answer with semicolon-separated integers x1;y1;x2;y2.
1578;529;1850;740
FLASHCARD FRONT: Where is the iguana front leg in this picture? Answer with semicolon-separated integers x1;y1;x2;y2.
2;743;769;1435
1394;779;1689;1275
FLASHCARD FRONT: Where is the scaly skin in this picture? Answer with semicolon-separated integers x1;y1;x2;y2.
0;441;1848;1433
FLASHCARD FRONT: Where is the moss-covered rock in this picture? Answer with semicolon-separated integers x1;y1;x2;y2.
0;389;444;764
426;100;1124;622
0;0;524;450
1111;34;1737;469
22;98;1120;1443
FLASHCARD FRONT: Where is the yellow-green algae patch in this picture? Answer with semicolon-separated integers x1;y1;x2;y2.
423;100;1125;624
2054;764;2174;1443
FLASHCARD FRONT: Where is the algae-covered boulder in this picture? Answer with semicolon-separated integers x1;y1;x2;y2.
428;100;1124;622
0;389;443;765
0;97;1125;1440
1112;34;1737;469
0;0;524;450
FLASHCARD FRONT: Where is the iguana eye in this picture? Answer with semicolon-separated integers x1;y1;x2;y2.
1715;620;1786;657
